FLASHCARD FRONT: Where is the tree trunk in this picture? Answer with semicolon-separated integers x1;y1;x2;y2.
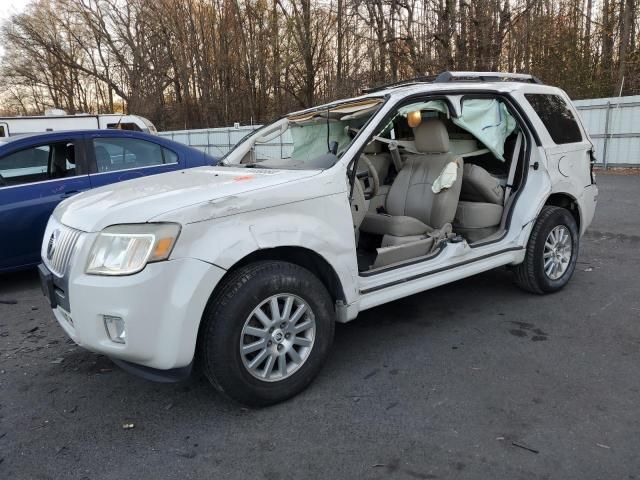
616;0;633;94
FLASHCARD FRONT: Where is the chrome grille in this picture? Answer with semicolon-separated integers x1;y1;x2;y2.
44;225;82;277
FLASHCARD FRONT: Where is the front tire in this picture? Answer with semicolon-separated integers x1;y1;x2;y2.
513;206;579;294
198;261;335;407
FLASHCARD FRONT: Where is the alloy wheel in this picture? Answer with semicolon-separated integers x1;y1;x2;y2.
240;294;316;382
543;225;573;280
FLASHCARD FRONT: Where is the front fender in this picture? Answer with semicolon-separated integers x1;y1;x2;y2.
170;192;360;305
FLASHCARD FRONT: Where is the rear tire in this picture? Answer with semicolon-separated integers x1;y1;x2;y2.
198;261;335;407
513;206;579;294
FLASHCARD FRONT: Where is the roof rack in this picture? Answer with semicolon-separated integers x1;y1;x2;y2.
434;71;543;84
362;71;543;94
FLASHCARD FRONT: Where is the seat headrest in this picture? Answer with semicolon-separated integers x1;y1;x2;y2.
461;164;504;205
66;144;76;165
413;118;450;154
364;140;382;154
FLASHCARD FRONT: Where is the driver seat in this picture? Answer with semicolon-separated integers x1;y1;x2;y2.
360;118;463;246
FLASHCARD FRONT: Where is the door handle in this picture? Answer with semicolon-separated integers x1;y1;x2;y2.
61;190;80;199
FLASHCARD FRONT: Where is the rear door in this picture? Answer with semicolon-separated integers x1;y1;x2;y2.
86;134;183;188
0;136;91;271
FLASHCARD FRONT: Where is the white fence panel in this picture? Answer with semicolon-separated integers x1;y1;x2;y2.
158;126;266;157
574;95;640;166
159;124;296;160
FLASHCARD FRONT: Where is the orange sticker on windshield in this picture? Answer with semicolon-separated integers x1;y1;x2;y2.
233;175;255;182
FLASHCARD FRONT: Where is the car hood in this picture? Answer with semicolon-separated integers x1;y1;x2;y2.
55;166;320;232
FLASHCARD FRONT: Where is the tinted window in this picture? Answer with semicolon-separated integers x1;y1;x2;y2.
0;125;6;137
0;142;79;187
94;138;166;172
525;94;582;144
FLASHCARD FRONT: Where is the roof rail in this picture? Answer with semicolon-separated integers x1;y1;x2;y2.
362;71;543;93
362;75;438;94
434;71;543;84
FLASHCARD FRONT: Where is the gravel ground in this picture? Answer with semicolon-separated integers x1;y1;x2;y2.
1;173;639;480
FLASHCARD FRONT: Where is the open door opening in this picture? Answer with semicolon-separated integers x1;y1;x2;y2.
351;95;528;273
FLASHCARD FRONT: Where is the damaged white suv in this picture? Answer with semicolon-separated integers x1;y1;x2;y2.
40;72;597;406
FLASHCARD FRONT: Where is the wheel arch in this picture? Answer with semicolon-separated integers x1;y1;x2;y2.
194;246;347;365
228;246;347;304
544;192;581;231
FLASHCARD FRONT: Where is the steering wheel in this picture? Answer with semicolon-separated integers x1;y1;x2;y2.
357;154;380;200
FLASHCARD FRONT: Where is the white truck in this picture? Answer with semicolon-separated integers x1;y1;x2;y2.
39;72;597;406
0;111;157;138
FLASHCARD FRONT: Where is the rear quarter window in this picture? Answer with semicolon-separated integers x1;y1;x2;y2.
525;93;583;144
162;147;179;164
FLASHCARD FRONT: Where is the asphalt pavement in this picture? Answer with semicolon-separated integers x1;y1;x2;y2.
1;172;639;479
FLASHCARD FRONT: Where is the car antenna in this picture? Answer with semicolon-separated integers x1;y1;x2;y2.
115;114;124;130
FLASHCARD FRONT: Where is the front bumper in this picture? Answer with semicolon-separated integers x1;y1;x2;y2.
41;257;226;371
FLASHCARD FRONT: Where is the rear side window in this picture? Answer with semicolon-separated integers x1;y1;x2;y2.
93;137;166;172
525;94;582;144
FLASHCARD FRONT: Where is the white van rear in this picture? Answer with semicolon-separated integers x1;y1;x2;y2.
0;113;157;138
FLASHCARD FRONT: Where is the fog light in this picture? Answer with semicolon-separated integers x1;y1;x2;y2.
103;315;126;344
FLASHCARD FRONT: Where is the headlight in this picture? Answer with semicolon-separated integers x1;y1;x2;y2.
86;223;181;276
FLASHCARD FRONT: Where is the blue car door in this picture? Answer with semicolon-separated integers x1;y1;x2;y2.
0;136;91;271
87;134;182;188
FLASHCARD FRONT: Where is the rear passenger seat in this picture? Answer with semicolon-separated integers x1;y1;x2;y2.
454;164;505;243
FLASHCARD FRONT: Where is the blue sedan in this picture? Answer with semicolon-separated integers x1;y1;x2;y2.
0;130;218;273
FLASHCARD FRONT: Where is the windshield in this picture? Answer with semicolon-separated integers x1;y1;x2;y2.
221;98;384;170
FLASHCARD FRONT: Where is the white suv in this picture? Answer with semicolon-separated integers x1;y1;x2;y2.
39;72;598;406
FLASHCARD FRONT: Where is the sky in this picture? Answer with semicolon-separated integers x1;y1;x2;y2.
0;0;30;22
0;0;31;57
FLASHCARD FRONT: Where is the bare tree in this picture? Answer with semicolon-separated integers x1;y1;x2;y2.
2;0;639;126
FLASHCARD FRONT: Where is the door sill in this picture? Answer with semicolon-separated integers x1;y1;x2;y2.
358;242;447;277
359;246;523;294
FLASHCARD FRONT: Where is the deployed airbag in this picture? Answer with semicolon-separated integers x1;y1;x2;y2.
290;122;350;161
432;161;459;193
396;98;516;161
453;99;516;160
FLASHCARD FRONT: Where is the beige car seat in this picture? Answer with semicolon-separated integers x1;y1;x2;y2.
360;118;463;247
454;163;505;243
